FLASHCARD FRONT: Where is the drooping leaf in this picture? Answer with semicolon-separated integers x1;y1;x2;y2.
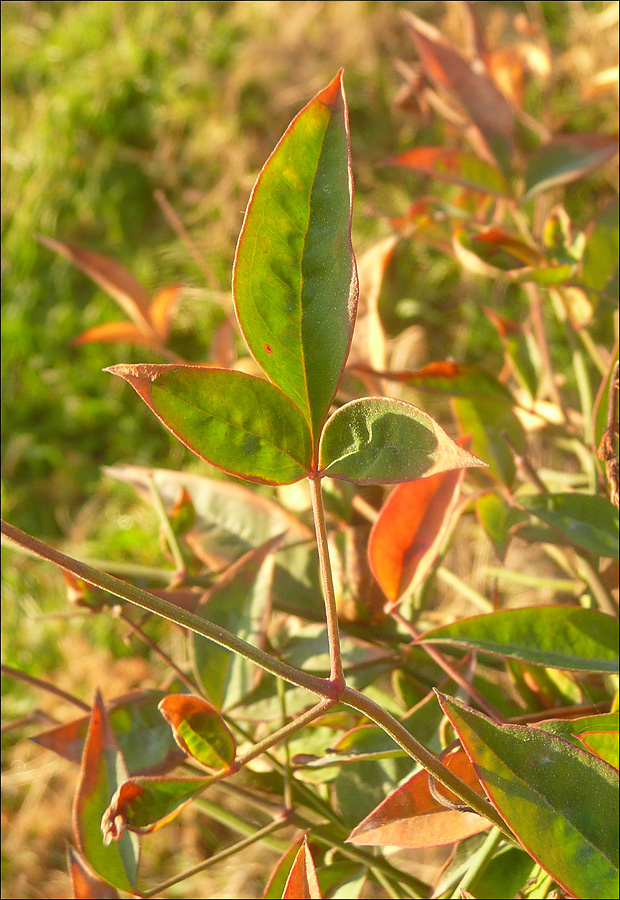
192;537;280;710
384;147;510;196
452;394;525;486
523;134;619;202
419;607;619;673
439;694;620;900
101;776;212;838
67;845;119;899
368;436;470;608
403;12;514;172
32;690;186;776
72;693;139;894
348;748;490;849
519;492;619;558
282;836;322;899
106;365;312;485
158;694;236;770
319;397;484;485
233;70;357;446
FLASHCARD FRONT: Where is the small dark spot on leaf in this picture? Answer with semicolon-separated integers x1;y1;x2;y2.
265;344;273;354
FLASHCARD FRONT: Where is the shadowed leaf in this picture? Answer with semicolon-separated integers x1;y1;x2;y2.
319;397;484;484
524;134;619;202
439;694;620;900
452;394;525;486
233;70;357;446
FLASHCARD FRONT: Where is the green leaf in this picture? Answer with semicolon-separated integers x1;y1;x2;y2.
519;492;619;558
233;70;357;445
452;395;525;486
438;694;620;900
420;606;619;673
319;397;484;484
192;537;280;710
384;147;510;196
536;713;619;741
102;777;212;836
523;134;619;202
106;365;312;485
73;693;139;893
581;196;619;298
578;732;619;769
158;695;236;770
476;493;523;560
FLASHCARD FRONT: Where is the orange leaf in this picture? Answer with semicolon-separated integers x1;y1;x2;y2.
369;436;470;609
348;748;490;849
282;836;322;899
74;321;164;350
67;845;119;899
36;235;154;333
150;285;181;340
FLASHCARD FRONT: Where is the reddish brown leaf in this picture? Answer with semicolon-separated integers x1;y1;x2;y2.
368;436;470;609
348;748;490;849
67;845;119;899
403;11;514;169
149;285;181;340
282;836;322;899
73;321;163;350
101;775;211;839
158;694;236;769
36;235;154;333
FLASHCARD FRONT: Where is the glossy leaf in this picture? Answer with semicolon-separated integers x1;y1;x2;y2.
319;397;484;485
519;492;619;558
67;845;119;900
578;732;619;769
384;147;510;196
368;436;470;608
101;776;212;838
439;694;620;900
524;134;619;202
420;606;619;673
348;748;490;849
403;12;514;172
106;365;312;485
192;537;280;710
158;694;236;770
452;395;525;485
36;234;154;332
282;836;322;899
33;690;186;777
233;70;357;445
72;693;139;894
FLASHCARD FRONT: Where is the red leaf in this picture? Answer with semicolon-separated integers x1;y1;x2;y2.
282;836;322;899
368;436;470;609
67;845;119;899
348;748;490;849
36;235;154;333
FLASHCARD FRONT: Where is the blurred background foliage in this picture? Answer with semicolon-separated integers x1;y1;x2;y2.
1;2;618;897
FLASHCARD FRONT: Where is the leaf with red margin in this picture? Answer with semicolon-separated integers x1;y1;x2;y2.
36;234;154;333
158;694;236;770
67;845;119;899
577;732;619;769
264;841;304;900
101;776;213;839
402;12;514;173
32;690;186;776
384;147;510;196
348;747;490;849
106;365;312;486
438;693;619;900
368;436;470;609
319;397;484;485
233;70;358;448
72;693;139;894
282;836;322;899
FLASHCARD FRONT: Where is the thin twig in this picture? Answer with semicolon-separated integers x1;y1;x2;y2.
1;664;91;713
154;189;219;289
117;610;199;693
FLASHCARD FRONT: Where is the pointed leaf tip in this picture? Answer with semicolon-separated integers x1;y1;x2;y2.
316;69;345;108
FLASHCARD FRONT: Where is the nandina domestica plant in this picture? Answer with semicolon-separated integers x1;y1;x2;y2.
3;50;618;900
